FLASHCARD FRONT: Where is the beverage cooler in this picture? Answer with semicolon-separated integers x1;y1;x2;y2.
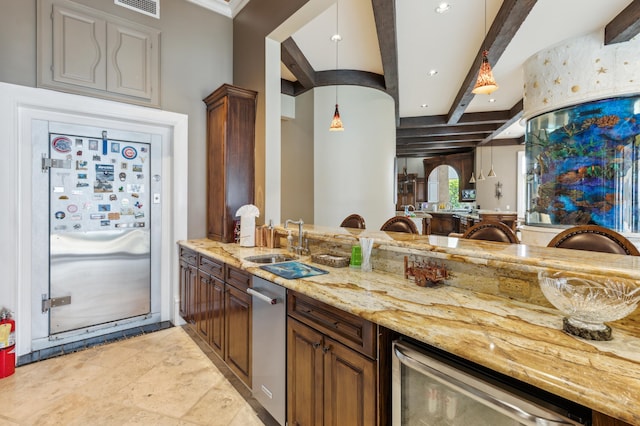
392;340;590;425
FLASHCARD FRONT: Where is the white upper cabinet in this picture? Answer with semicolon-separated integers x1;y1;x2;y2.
38;0;160;107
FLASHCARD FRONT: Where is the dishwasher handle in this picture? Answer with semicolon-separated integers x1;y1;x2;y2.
247;288;278;305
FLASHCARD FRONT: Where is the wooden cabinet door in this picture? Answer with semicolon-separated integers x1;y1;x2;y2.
287;319;324;426
196;271;212;341
206;96;227;242
210;276;225;358
323;336;377;426
179;260;197;324
225;283;252;387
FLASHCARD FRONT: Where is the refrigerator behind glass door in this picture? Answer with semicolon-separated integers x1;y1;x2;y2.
48;133;151;334
392;341;587;426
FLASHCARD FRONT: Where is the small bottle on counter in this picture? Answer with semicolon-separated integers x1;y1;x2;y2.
287;230;294;252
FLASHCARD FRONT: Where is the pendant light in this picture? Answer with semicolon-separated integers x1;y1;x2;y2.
488;141;497;177
469;172;476;184
472;1;499;95
329;0;344;131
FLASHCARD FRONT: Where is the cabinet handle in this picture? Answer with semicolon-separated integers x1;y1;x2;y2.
312;342;321;349
322;346;331;354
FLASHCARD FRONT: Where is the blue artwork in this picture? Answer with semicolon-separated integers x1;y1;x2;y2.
525;96;640;232
260;261;328;279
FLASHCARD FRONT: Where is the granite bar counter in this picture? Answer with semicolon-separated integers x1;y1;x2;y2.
179;225;640;425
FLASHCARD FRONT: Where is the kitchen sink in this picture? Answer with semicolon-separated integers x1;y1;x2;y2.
244;254;297;264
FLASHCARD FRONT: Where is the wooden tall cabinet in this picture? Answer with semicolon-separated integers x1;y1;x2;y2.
204;84;257;243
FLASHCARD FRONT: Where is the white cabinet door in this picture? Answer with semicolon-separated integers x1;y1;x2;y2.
52;4;106;90
107;21;159;101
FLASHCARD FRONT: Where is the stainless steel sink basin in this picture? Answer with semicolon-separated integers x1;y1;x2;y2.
244;254;297;264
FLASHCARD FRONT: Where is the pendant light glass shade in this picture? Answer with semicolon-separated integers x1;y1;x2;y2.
488;141;496;177
478;169;486;181
472;51;499;95
469;172;476;184
330;104;344;131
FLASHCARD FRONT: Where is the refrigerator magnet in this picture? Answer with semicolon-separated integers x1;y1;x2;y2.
122;146;137;160
54;211;65;219
88;140;98;150
67;204;78;213
52;137;72;153
111;142;120;153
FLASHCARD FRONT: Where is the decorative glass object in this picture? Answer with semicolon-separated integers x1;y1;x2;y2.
525;96;640;232
538;271;640;340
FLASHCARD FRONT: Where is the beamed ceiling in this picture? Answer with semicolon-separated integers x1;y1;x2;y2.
279;0;640;158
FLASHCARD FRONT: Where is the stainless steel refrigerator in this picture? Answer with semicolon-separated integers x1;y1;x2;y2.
45;131;151;334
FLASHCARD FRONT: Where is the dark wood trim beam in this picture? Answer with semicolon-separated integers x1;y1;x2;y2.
281;79;295;96
446;0;537;124
605;0;640;45
371;0;400;124
478;99;524;145
398;148;474;157
397;123;500;138
398;142;479;150
397;133;487;144
281;37;316;90
399;111;511;129
315;70;386;92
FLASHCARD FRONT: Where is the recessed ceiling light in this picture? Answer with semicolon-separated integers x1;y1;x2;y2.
428;69;438;77
488;98;496;103
435;3;451;14
420;104;428;108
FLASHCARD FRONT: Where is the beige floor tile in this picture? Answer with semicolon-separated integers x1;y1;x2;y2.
0;327;265;426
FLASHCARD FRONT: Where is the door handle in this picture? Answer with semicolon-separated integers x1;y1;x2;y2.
246;288;278;305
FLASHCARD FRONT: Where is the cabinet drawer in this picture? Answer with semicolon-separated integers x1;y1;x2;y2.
180;247;197;266
226;264;251;291
199;254;224;280
287;291;376;359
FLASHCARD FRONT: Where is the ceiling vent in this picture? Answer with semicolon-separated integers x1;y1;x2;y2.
114;0;160;19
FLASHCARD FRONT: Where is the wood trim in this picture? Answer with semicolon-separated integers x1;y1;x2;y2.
604;0;640;45
446;0;537;124
371;0;399;124
281;37;316;89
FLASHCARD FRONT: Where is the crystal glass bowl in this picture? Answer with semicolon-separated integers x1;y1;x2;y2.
538;271;640;340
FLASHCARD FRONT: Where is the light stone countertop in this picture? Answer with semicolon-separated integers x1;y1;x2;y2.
179;229;640;425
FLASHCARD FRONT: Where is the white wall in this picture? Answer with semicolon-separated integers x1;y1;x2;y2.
313;85;396;230
474;144;524;212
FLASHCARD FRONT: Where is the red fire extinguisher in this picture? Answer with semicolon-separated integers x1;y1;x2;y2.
0;308;16;379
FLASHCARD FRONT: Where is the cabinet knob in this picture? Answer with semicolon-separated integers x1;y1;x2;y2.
312;342;321;349
322;346;330;354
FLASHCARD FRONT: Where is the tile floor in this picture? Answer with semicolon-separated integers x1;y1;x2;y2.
0;326;277;425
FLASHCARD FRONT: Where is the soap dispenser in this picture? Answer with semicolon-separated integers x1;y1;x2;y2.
287;230;294;252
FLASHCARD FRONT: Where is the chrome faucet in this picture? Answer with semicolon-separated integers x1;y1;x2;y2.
284;218;309;255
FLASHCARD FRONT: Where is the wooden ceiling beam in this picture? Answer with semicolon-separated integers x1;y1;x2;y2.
397;133;487;144
605;0;640;45
446;0;537;125
315;70;386;91
399;110;511;129
281;37;316;90
397;123;500;138
371;0;400;125
478;99;524;146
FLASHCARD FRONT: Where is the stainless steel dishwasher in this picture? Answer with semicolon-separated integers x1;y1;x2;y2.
249;276;287;425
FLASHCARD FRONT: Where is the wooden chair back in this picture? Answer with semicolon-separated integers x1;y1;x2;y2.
462;221;519;243
340;214;366;229
547;225;639;256
380;216;419;234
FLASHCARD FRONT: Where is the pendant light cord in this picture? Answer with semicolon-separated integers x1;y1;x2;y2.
335;0;339;104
